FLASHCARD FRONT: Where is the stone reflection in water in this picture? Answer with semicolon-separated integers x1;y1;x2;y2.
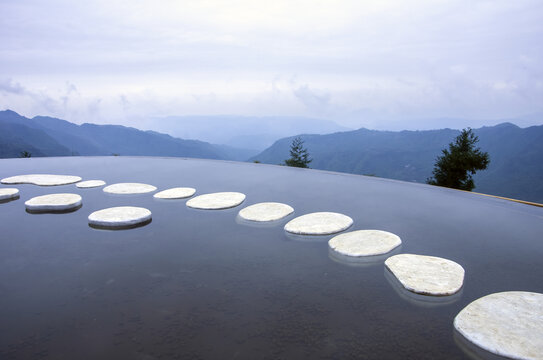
384;268;463;308
329;246;402;268
88;206;152;229
24;193;82;213
0;188;19;203
453;329;512;360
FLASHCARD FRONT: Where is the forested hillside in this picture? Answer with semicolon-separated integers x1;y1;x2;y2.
251;123;543;203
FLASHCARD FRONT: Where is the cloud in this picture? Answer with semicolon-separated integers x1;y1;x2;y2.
0;0;542;129
293;85;331;114
0;78;25;94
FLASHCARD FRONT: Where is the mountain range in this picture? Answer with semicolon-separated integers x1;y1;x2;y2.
250;123;543;203
136;115;350;150
0;110;239;160
1;109;542;203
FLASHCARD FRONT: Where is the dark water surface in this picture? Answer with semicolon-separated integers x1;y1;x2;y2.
0;157;542;359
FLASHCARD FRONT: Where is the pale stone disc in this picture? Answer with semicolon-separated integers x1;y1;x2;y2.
0;188;19;200
103;183;157;194
154;187;196;199
88;206;152;227
454;291;543;360
284;212;353;235
385;254;464;296
186;192;246;210
329;230;401;257
1;174;82;186
76;180;106;188
238;202;294;222
25;193;82;212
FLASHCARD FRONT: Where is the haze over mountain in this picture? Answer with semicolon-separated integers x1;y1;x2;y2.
137;115;350;150
251;123;543;203
0;110;233;160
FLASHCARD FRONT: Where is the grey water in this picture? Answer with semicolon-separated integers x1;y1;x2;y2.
0;157;542;359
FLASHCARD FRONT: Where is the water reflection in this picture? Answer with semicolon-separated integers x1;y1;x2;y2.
284;231;335;242
88;218;152;230
453;329;509;360
25;203;82;214
0;195;19;204
328;245;402;267
384;267;464;307
235;214;292;228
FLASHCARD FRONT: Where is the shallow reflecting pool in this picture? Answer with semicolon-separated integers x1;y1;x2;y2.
1;156;542;359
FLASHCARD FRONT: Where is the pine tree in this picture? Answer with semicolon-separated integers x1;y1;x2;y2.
427;128;489;191
284;137;312;168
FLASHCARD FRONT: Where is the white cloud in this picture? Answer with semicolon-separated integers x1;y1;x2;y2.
1;0;542;129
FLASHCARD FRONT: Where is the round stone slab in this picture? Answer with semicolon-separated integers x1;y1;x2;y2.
284;212;353;235
454;291;543;360
88;206;152;228
385;254;464;296
1;174;82;186
0;188;19;201
25;193;82;212
329;230;401;257
103;183;156;194
76;180;106;188
239;202;294;222
154;187;196;199
186;192;246;210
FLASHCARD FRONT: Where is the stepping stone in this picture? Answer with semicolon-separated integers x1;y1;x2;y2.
186;192;246;210
454;291;543;360
238;202;294;222
154;187;196;199
103;183;156;194
284;212;353;235
385;254;464;296
0;188;19;201
76;180;106;188
25;193;82;212
329;230;401;257
88;206;152;228
1;174;82;186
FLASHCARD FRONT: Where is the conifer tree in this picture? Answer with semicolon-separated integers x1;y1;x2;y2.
284;137;312;168
427;128;489;191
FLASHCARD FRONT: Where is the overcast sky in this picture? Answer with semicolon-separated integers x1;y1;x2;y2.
1;0;542;130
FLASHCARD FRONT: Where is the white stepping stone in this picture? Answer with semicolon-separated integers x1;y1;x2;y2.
88;206;152;228
25;193;82;212
329;230;401;257
154;187;196;199
385;254;464;296
1;174;82;186
238;202;294;222
103;183;156;194
454;291;543;360
0;188;19;201
284;212;353;235
76;180;106;188
186;192;246;210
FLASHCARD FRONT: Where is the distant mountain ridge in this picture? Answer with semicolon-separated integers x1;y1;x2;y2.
250;123;543;203
137;115;351;150
0;110;231;160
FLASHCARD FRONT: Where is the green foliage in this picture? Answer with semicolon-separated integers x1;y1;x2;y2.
427;128;490;191
253;160;261;163
19;151;32;158
284;137;312;168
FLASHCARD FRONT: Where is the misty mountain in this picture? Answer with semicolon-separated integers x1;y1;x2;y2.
250;123;543;203
137;115;351;150
0;110;228;160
